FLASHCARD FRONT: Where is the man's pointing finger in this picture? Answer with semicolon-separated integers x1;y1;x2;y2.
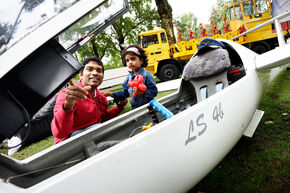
69;79;75;86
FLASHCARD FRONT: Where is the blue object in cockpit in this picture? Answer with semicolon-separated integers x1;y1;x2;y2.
149;99;173;119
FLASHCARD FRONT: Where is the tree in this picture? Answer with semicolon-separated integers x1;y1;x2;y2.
22;0;45;11
173;13;200;41
77;29;115;60
0;23;13;51
209;0;235;34
76;0;161;67
109;0;161;51
154;0;176;45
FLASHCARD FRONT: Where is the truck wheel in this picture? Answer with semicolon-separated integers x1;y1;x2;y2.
158;64;180;82
251;43;270;54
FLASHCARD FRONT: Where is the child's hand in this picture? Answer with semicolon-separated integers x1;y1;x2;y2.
133;87;145;95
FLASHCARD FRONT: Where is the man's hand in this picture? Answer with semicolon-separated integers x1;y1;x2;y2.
103;91;113;97
63;80;90;110
116;98;128;109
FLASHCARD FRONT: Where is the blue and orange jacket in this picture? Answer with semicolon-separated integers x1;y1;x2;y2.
113;68;158;109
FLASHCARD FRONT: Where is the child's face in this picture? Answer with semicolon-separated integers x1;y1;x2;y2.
125;53;143;74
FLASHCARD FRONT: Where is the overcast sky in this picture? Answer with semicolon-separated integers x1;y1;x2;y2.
167;0;218;24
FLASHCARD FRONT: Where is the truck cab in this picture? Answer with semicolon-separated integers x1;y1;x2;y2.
138;29;173;80
138;29;194;81
228;0;288;53
229;0;272;32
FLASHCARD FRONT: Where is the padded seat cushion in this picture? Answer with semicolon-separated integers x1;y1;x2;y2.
183;48;231;80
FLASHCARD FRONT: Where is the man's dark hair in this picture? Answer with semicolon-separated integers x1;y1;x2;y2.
80;57;104;74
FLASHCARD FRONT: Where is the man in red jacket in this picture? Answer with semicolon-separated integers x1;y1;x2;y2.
51;57;127;144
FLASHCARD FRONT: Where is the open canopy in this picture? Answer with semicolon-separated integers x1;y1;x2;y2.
0;0;129;142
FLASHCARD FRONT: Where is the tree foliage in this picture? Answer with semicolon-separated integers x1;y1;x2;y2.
76;0;160;68
70;0;239;68
173;0;236;41
74;0;237;68
0;23;12;50
209;0;235;34
173;13;202;41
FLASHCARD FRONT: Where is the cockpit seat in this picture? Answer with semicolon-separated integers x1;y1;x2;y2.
183;46;231;102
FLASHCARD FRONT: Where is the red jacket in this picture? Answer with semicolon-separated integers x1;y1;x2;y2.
51;81;122;144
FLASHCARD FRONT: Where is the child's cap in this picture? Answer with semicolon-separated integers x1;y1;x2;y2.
196;38;226;55
125;47;141;56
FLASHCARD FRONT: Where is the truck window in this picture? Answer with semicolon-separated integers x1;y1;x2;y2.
235;4;243;20
161;32;167;43
230;7;235;20
138;35;142;46
243;1;254;16
255;0;268;14
142;34;159;48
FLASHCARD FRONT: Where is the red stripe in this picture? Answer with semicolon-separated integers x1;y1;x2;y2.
232;68;241;74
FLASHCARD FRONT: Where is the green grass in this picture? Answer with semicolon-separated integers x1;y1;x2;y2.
11;137;54;160
188;69;290;193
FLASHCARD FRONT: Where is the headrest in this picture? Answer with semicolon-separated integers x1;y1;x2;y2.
183;47;231;80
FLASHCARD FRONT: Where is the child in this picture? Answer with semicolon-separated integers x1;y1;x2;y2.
104;45;158;109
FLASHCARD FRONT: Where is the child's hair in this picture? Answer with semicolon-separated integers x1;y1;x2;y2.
121;45;148;67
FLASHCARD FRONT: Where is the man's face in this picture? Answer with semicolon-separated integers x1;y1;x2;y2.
80;61;104;88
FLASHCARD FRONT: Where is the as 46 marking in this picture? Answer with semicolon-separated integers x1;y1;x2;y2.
185;113;207;145
185;102;225;145
213;102;224;122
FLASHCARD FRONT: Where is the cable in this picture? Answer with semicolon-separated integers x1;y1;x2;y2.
0;91;31;150
128;127;142;138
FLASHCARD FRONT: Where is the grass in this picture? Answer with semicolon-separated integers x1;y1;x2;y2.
8;137;54;160
1;69;289;192
188;69;290;193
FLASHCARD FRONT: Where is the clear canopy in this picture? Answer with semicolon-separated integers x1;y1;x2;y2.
58;0;125;50
0;0;126;54
0;0;80;54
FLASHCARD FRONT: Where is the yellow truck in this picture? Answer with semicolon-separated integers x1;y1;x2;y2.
138;0;290;81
